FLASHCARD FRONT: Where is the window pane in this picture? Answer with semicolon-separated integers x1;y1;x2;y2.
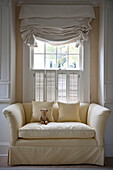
58;73;66;101
57;55;67;69
33;54;44;69
34;41;44;53
46;55;56;68
46;43;56;53
69;43;80;54
57;45;67;54
69;55;79;69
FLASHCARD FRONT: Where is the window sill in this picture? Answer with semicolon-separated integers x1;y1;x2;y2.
31;68;82;71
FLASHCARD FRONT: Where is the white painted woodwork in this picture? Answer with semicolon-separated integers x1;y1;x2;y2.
0;0;16;156
0;2;10;101
17;0;100;6
0;83;9;99
0;7;9;81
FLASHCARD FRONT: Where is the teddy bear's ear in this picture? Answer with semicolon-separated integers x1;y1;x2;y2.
40;109;42;111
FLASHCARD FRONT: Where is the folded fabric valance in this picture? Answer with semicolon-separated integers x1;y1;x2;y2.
19;5;95;46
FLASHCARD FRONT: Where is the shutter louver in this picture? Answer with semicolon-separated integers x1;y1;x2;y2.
68;73;78;102
35;72;44;101
58;73;66;102
46;71;56;101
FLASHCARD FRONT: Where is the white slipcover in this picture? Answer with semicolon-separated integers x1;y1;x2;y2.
3;103;111;166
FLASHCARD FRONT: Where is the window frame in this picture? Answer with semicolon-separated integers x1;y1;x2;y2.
23;36;90;103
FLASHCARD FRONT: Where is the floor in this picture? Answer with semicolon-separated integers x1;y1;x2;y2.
0;157;113;169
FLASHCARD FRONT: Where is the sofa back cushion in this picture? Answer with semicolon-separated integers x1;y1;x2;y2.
79;103;89;124
30;101;54;122
22;103;89;124
58;102;81;122
22;103;32;124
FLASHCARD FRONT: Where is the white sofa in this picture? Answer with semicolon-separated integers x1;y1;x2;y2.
3;102;110;166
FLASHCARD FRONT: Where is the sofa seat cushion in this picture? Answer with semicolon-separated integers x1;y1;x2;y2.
19;122;95;139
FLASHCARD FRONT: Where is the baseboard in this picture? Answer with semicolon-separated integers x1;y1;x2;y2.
0;154;8;156
0;142;9;156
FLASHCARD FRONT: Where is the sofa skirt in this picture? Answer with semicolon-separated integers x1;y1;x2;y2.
8;146;104;166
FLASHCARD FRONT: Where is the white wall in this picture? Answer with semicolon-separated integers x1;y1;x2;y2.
104;0;113;156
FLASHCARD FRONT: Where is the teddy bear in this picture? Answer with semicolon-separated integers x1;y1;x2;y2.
40;108;49;125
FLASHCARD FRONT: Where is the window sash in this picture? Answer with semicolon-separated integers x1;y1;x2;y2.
31;43;83;70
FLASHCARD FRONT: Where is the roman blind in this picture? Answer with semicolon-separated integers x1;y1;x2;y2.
19;5;95;46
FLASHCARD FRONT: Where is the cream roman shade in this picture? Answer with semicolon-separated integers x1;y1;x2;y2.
19;5;95;46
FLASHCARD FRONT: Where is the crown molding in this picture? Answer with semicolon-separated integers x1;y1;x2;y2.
17;0;100;7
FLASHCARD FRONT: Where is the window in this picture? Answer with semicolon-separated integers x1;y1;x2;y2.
31;40;83;70
31;40;83;103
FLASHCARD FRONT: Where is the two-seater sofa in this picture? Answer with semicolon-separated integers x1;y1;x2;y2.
3;102;111;166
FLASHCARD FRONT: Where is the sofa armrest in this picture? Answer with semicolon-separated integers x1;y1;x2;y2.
3;103;25;146
87;103;111;146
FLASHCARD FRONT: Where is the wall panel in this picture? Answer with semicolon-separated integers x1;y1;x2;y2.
16;6;23;102
0;3;10;102
104;2;113;104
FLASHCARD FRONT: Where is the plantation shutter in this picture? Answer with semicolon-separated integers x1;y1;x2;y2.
34;71;79;102
35;71;44;101
58;73;67;102
68;73;79;102
46;71;56;101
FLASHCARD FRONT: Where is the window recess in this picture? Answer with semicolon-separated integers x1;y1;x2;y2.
32;40;82;103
